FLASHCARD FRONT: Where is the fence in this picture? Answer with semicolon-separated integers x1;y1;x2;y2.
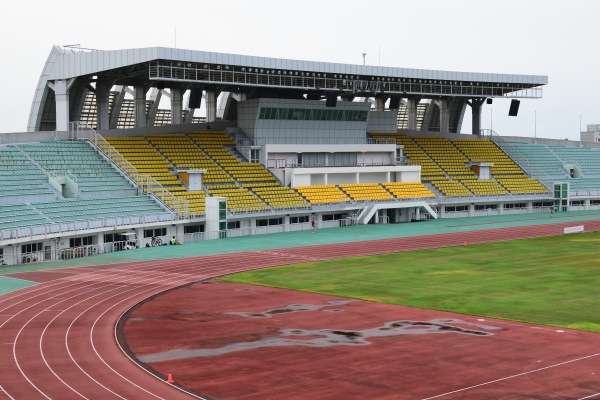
0;220;344;266
0;213;175;242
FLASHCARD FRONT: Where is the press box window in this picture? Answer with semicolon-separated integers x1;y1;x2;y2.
70;236;94;247
144;228;167;238
290;216;309;224
227;221;241;229
21;243;42;253
184;225;205;234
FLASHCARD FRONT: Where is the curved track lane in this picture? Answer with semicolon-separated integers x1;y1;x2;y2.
1;220;599;399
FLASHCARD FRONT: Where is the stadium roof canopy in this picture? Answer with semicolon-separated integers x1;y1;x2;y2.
29;45;548;132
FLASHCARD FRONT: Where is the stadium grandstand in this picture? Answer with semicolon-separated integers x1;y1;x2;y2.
2;44;600;266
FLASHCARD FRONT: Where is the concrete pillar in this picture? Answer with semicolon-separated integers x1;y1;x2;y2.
109;86;126;129
206;90;218;122
407;97;419;130
439;98;450;134
471;98;485;135
374;97;385;111
135;86;148;128
147;88;162;127
96;81;111;130
54;80;70;132
171;88;183;125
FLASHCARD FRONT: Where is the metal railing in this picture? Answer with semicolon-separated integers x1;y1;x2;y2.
0;213;176;242
253;137;383;145
267;159;396;168
0;220;346;266
72;123;192;219
489;131;555;190
0;241;149;266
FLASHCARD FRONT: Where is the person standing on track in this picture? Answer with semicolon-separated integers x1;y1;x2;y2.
311;217;316;233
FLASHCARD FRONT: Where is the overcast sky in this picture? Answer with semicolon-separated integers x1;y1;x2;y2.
1;0;599;140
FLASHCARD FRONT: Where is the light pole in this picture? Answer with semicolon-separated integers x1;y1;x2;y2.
534;110;537;143
362;53;366;66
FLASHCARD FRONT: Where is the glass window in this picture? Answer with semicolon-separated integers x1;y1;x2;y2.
69;236;94;247
227;221;241;229
144;228;166;238
184;225;204;233
256;219;268;227
21;243;42;253
290;216;309;224
219;201;227;220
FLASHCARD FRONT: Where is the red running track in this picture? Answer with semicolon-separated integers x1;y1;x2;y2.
1;219;599;399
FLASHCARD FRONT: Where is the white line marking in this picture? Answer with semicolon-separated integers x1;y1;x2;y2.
578;392;600;399
0;385;16;399
422;351;600;399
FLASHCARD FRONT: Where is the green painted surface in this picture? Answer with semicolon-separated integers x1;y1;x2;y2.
0;276;37;294
1;210;599;277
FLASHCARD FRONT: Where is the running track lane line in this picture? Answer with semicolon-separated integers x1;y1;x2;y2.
422;351;600;399
3;219;600;399
6;255;326;399
4;264;209;398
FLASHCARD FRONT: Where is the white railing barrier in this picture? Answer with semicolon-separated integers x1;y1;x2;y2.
68;122;190;220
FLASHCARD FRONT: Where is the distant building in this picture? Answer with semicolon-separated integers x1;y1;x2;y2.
581;124;600;143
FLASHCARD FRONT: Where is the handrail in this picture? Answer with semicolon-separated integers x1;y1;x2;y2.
69;122;191;219
489;131;554;190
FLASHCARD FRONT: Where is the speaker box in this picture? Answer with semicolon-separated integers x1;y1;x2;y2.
486;98;493;104
326;93;337;108
389;95;401;109
508;99;520;116
188;88;202;109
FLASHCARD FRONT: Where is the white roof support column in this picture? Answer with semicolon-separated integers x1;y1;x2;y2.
109;86;126;129
469;98;485;135
438;98;450;134
147;88;162;126
407;96;421;130
184;90;194;124
96;81;111;131
206;90;218;123
374;96;386;111
49;79;74;132
135;85;148;128
171;88;183;125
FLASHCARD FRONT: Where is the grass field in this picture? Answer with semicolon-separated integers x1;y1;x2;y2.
222;232;600;332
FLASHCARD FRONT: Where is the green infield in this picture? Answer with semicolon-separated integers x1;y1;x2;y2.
222;232;600;332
